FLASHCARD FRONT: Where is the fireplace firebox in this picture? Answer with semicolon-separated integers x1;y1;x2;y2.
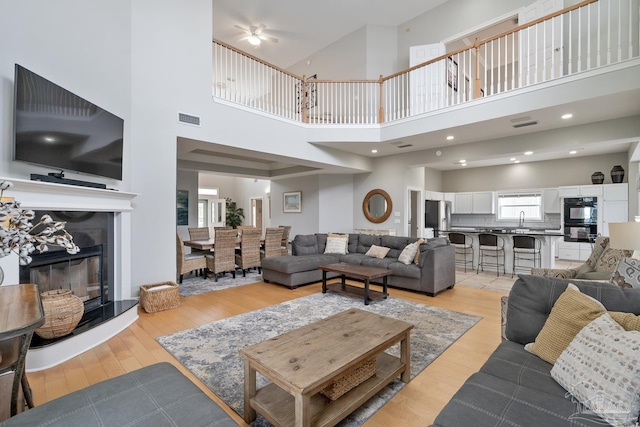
18;210;123;347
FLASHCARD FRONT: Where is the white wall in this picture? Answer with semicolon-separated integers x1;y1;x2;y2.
271;175;320;237
441;152;629;192
318;174;354;233
396;0;531;69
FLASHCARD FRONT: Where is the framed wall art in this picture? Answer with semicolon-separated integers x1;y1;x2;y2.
283;191;302;213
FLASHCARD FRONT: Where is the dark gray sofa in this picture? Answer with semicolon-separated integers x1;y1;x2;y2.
1;362;237;427
431;274;640;427
261;233;455;296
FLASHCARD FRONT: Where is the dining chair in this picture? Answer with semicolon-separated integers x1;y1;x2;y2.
261;227;284;260
187;227;210;254
235;227;262;276
206;229;237;282
176;231;207;283
279;225;292;255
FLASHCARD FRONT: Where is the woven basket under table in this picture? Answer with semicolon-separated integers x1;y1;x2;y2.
140;282;180;313
321;357;377;400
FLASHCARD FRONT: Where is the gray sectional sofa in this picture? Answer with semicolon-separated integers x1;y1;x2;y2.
1;362;237;427
261;233;455;296
431;274;640;427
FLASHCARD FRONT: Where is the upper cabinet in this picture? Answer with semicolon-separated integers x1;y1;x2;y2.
453;193;473;213
558;185;603;198
424;191;444;201
542;188;561;213
603;183;628;201
472;192;495;214
452;192;494;214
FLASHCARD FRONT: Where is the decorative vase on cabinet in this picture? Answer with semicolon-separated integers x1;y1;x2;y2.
591;171;604;184
611;165;625;183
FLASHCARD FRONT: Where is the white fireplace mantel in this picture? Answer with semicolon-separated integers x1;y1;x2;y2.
1;176;137;212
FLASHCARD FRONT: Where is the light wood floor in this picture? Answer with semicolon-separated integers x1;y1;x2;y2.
27;275;507;426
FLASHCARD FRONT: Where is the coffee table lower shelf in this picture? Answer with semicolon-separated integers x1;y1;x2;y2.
250;353;404;427
325;282;387;303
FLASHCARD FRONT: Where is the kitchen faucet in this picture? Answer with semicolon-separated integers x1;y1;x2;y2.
518;211;525;228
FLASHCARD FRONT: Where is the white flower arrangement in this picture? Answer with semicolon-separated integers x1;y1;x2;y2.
0;180;79;265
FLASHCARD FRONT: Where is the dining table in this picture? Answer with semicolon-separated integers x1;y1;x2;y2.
183;237;265;252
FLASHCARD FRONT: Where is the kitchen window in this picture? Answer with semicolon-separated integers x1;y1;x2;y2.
497;192;542;221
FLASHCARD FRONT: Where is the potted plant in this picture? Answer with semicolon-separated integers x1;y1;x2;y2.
225;197;244;228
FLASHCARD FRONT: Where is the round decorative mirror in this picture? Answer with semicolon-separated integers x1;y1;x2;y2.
363;189;392;223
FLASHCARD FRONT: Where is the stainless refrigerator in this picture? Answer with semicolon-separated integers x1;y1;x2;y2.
425;200;451;237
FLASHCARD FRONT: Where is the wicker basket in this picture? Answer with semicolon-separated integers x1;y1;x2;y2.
36;289;85;339
321;357;376;400
140;282;180;313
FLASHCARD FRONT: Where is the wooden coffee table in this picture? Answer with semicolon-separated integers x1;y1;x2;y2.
319;262;392;305
240;308;413;427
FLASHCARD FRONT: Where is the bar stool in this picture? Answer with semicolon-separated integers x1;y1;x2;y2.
448;232;474;272
477;233;505;277
512;235;541;278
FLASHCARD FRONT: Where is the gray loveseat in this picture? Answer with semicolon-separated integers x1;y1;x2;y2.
0;362;237;427
431;274;640;427
261;233;455;296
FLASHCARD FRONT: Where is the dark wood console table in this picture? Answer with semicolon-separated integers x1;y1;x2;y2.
0;284;45;420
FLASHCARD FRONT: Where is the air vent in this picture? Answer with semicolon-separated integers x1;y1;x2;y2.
397;144;413;148
178;112;201;127
512;121;538;128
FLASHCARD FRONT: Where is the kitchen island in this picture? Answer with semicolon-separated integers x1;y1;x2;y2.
442;228;563;275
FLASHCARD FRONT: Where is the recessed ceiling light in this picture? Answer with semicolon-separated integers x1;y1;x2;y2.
569;150;577;154
461;163;467;167
44;136;55;142
562;113;573;119
514;160;521;163
371;149;378;153
459;159;466;163
509;157;516;161
524;151;534;155
446;135;454;141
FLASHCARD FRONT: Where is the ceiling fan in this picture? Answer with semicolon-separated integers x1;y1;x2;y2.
234;23;278;47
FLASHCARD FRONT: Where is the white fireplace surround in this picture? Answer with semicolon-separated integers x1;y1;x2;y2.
0;176;139;371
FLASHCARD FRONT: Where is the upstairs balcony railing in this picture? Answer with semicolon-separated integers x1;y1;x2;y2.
212;0;639;125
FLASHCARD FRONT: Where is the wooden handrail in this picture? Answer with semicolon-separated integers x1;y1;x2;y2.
213;38;303;80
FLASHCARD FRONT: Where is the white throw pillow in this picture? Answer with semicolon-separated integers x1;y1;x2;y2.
365;245;390;259
398;240;421;265
328;233;349;253
324;236;348;255
551;313;640;427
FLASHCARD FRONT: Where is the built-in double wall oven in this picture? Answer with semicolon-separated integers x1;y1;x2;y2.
563;197;598;242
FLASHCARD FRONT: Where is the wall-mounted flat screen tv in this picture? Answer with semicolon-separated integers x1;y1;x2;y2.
13;64;124;181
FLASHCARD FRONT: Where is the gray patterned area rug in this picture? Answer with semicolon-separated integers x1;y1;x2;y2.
178;270;263;297
157;293;481;426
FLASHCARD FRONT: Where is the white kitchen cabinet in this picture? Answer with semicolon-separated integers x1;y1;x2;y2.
601;200;628;236
424;191;443;201
453;193;473;213
603;183;628;201
542;188;560;213
472;191;495;214
558;185;603;198
558;241;592;261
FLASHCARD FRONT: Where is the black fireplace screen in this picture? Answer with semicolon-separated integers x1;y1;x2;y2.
19;211;114;311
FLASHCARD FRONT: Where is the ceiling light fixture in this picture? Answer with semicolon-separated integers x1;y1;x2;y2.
247;35;261;46
461;163;467;167
569;150;577;154
509;157;516;161
562;113;573;119
446;135;454;141
371;149;378;153
44;136;55;142
514;160;521;164
459;159;466;164
524;151;534;155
